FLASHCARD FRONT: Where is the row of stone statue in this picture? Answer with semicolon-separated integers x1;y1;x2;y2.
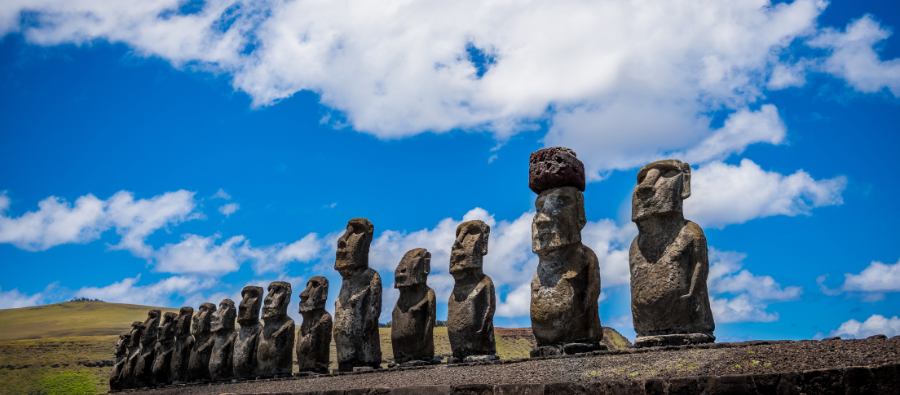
110;147;717;388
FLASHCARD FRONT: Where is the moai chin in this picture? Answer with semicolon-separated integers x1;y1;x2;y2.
630;159;715;348
151;312;177;386
256;281;295;377
392;248;436;362
170;307;194;384
109;332;130;391
209;299;237;381
333;218;383;371
121;321;144;389
233;286;263;379
134;309;161;388
447;220;497;361
296;276;333;372
528;147;604;357
188;303;216;382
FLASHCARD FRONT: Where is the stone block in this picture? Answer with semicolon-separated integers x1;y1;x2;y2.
871;364;899;395
494;384;543;395
393;385;451;395
347;388;391;395
803;368;844;395
842;367;875;395
706;374;757;395
753;373;782;395
452;384;493;395
667;377;702;395
544;382;587;395
644;378;667;395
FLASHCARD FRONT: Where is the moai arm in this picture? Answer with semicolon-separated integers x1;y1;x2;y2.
478;278;496;335
367;271;383;331
420;288;436;346
682;223;708;300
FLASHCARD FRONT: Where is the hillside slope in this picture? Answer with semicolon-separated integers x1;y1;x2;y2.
0;301;180;341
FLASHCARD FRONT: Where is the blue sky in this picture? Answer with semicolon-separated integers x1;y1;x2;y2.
1;0;899;342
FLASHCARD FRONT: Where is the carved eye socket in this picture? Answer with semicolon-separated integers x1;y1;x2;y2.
310;281;319;288
662;170;678;178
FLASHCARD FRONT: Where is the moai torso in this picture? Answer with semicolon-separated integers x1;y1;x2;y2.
209;299;237;381
447;220;496;359
256;281;295;376
134;310;161;388
151;312;177;385
121;321;144;389
234;286;263;379
109;333;130;390
188;303;216;381
333;218;383;370
629;160;714;345
391;249;436;360
528;148;603;347
170;307;194;384
296;276;333;371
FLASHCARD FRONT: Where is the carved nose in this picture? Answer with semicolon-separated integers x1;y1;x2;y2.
535;212;552;229
337;239;346;249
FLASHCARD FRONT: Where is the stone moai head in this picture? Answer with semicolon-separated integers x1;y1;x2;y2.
262;281;292;319
395;248;431;288
192;303;216;336
298;276;328;313
238;286;263;326
141;309;162;347
116;333;130;356
174;306;193;337
532;187;586;254
127;321;144;348
450;220;490;276
631;159;691;222
335;218;374;276
211;299;236;332
159;312;177;342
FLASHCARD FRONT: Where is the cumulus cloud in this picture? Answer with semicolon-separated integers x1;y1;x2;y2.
218;203;240;217
3;1;896;178
827;314;900;339
707;249;802;324
684;159;846;228
810;15;900;96
0;286;48;309
74;274;218;307
818;258;900;302
211;189;232;200
0;190;198;252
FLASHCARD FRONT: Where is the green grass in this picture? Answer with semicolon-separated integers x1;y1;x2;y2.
0;335;116;395
0;301;179;341
33;371;98;395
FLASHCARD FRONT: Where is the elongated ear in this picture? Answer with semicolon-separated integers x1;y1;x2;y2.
480;223;491;256
681;162;692;200
424;251;431;275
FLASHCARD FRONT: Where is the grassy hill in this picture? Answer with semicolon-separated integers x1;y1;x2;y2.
0;302;632;394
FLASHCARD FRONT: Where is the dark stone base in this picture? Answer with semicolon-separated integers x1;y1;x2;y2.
530;341;607;357
634;333;715;348
446;355;498;364
338;362;383;372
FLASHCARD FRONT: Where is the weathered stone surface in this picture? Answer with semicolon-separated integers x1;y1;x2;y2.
393;385;451;395
630;160;714;346
133;309;161;388
634;333;715;348
448;220;497;360
234;286;263;379
452;383;494;395
494;383;544;395
121;321;144;389
706;374;757;395
803;368;843;395
257;281;296;376
170;306;194;384
545;382;587;395
530;184;603;351
109;332;130;390
151;312;177;385
334;218;383;371
209;299;237;381
297;276;333;372
189;302;216;382
843;366;875;395
392;248;436;361
528;147;586;194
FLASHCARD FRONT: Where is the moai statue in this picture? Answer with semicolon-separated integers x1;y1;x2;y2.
256;281;295;377
133;309;161;387
170;307;194;384
447;220;497;362
333;218;382;371
630;159;715;347
109;332;130;391
296;276;333;372
121;321;144;389
151;312;177;386
392;248;436;363
188;302;216;382
528;147;604;357
234;286;263;379
209;299;237;381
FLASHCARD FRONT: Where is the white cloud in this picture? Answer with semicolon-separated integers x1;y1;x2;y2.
0;286;47;309
151;234;246;276
810;15;900;96
681;105;786;165
211;189;232;200
0;190;198;253
827;314;900;339
707;248;802;324
218;202;240;217
74;274;218;307
818;258;900;302
4;1;897;178
684;159;846;229
239;233;327;275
